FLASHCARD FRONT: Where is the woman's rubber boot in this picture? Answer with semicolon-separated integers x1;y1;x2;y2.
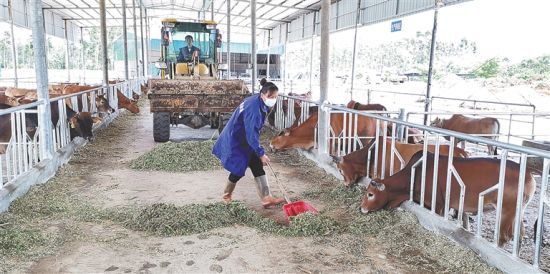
222;180;236;204
254;175;285;208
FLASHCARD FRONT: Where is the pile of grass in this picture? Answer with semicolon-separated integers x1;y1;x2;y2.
130;141;222;172
0;226;46;257
116;202;342;238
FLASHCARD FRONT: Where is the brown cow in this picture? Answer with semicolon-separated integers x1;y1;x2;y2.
1;101;99;154
346;100;387;112
334;136;469;186
117;90;140;113
431;114;500;155
269;111;378;153
361;151;536;246
61;85;114;115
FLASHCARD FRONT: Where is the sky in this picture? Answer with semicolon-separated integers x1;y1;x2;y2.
355;0;550;62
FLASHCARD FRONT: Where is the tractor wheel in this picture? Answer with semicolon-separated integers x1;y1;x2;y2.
218;113;231;134
210;112;220;129
153;112;170;142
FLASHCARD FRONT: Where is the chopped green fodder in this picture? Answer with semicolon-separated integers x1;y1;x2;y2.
116;202;342;237
0;226;46;256
130;141;222;172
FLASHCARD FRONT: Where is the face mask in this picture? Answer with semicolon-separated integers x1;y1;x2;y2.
264;97;277;107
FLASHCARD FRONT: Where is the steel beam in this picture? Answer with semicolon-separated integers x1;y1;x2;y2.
64;20;71;82
30;0;54;159
424;2;441;125
80;27;85;83
132;0;139;78
145;8;150;76
349;0;361;100
226;0;231;79
251;0;257;91
139;0;145;77
122;0;129;80
8;0;18;87
266;29;271;79
100;0;110;89
318;0;330;155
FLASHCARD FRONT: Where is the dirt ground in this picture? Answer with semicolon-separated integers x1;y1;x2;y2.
0;99;498;273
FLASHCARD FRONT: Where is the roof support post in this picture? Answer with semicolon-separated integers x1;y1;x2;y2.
64;19;71;82
349;0;361;100
251;0;257;92
211;0;215;21
100;0;110;96
144;8;150;77
8;0;18;87
30;0;54;160
282;24;287;91
424;1;441;125
139;0;145;77
80;27;85;83
122;0;129;80
266;29;271;79
226;0;231;79
309;13;316;92
318;0;330;155
132;0;139;78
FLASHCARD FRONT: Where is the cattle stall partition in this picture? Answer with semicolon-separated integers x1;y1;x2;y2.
405;111;550;148
0;77;146;187
271;93;550;272
323;104;550;271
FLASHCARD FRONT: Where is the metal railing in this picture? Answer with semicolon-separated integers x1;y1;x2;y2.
1;77;146;186
272;93;550;271
405;111;550;145
324;103;549;271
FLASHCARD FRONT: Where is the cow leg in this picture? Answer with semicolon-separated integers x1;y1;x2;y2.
462;213;470;231
488;144;497;156
498;212;516;247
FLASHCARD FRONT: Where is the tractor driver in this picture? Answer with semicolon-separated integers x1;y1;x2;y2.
177;35;200;62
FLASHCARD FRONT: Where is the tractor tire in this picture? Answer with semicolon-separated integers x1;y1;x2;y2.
153;112;170;142
210;112;220;129
218;113;231;134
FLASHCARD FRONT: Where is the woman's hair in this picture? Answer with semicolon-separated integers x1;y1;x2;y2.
259;81;278;95
259;78;267;86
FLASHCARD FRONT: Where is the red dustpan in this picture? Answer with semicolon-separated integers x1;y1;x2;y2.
267;163;318;221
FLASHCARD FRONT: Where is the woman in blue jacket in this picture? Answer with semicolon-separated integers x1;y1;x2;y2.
212;82;284;208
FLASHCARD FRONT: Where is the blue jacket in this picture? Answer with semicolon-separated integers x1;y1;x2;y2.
212;94;269;177
177;46;201;62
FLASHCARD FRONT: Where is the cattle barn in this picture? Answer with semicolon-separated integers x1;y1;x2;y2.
0;0;549;273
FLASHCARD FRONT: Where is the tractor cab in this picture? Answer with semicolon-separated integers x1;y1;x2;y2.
159;19;221;79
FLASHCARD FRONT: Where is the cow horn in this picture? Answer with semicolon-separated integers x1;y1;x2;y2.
331;155;341;163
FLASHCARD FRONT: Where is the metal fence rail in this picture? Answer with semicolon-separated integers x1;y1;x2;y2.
272;93;549;271
0;77;146;186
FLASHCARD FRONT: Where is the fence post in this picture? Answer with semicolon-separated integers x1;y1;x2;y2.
397;108;406;141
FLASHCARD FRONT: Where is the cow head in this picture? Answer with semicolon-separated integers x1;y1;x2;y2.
360;180;388;214
96;95;115;115
430;117;443;128
335;157;365;186
269;130;291;151
126;101;140;113
69;112;94;141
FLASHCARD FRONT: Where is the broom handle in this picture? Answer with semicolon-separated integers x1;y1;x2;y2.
266;162;292;204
